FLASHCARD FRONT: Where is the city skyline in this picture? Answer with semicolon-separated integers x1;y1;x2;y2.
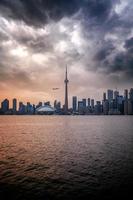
0;0;133;104
0;64;133;107
1;86;133;115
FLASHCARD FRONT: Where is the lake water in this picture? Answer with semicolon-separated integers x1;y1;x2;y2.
0;116;133;200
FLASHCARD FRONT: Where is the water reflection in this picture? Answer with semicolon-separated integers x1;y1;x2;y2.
0;116;133;199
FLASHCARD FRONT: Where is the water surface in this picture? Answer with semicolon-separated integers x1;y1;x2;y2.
0;116;133;199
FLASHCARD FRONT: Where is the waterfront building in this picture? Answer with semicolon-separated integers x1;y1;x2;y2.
114;90;119;99
128;100;133;115
36;105;55;115
91;99;94;109
13;98;17;113
129;88;133;101
78;101;84;114
117;95;124;114
103;100;109;115
54;100;61;113
45;101;50;106
19;102;26;114
36;102;43;109
124;89;128;115
129;88;133;114
88;98;90;107
1;99;9;113
103;93;106;101
26;102;34;114
107;90;113;102
94;101;102;115
107;90;114;113
82;99;86;108
72;96;77;112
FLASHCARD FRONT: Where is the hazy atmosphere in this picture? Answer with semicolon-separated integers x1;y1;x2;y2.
0;0;133;105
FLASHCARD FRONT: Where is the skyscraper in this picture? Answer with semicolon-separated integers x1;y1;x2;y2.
103;93;106;101
72;96;77;112
114;90;119;99
78;101;84;114
91;99;94;109
124;89;128;115
13;98;17;113
107;90;113;102
1;99;9;113
82;99;86;108
88;98;90;107
129;88;133;101
107;90;113;112
64;66;69;114
129;88;133;114
124;89;128;100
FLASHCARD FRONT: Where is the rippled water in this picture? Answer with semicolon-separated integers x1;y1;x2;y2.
0;116;133;200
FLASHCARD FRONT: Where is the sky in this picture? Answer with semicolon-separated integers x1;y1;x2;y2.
0;0;133;106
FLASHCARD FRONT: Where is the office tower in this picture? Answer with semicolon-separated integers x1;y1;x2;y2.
114;91;119;111
91;99;94;109
129;88;133;114
107;90;113;113
95;101;102;114
1;99;9;113
82;99;86;108
54;100;61;112
124;89;128;100
19;102;26;114
56;102;61;110
107;90;113;102
64;66;69;114
26;102;33;114
72;96;77;112
103;100;109;115
128;100;132;115
114;90;119;99
117;95;124;114
19;102;23;113
36;102;43;109
54;100;57;108
124;89;128;115
103;93;106;101
33;104;36;114
78;101;84;114
45;101;50;106
19;102;23;110
13;98;17;113
129;88;133;101
88;98;90;107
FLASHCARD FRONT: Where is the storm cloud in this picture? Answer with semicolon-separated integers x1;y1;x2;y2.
0;0;118;26
0;0;133;103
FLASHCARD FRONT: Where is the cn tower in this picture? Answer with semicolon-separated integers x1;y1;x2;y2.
64;66;69;114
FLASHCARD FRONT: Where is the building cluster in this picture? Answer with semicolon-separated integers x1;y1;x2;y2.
0;100;57;115
0;67;133;115
0;88;133;115
72;88;133;115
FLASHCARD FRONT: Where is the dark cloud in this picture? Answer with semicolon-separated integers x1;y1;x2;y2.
94;43;115;61
0;0;118;26
0;0;79;26
125;37;133;49
83;0;116;20
112;54;133;78
0;0;133;99
104;44;133;77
